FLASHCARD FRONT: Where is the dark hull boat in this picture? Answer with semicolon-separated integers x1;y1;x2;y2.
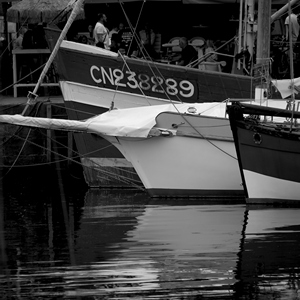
227;101;300;204
45;26;255;188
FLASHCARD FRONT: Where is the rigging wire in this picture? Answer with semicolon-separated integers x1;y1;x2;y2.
115;4;239;161
0;63;46;95
0;0;44;60
1;124;144;189
0;100;45;179
117;1;188;106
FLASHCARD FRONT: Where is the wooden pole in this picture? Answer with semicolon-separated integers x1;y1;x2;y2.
47;103;52;162
288;0;294;87
287;0;296;129
21;0;85;116
256;0;271;65
237;0;244;70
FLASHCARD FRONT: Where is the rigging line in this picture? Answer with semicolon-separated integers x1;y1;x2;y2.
121;4;155;65
189;35;237;68
118;1;201;107
18;125;144;185
108;1;160;107
118;104;236;160
195;99;230;116
113;49;171;107
36;127;119;158
0;103;26;114
118;2;185;105
0;0;44;60
120;0;167;75
0;160;68;168
49;0;79;25
0;128;32;180
176;109;237;161
37;130;143;180
273;2;300;21
127;49;186;104
76;158;144;187
118;45;185;107
82;161;144;185
35;126;116;163
51;103;98;118
0;157;71;168
2;127;144;187
0;101;44;175
0;63;46;95
0;100;45;147
82;157;143;179
103;53;149;106
119;0;145;60
175;123;231;130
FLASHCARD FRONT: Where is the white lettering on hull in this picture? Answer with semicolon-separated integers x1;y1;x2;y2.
90;65;195;98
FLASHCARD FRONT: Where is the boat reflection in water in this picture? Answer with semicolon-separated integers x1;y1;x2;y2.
234;206;300;299
51;190;244;299
2;177;300;299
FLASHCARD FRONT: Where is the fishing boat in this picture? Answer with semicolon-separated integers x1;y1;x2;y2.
44;0;295;188
44;30;252;188
226;0;300;204
43;0;258;188
0;102;245;198
227;100;300;204
10;0;293;191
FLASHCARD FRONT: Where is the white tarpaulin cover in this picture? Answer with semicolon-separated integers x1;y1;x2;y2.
271;77;300;99
0;103;228;138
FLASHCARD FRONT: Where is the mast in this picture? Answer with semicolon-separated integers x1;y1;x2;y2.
256;0;271;66
288;0;295;99
254;0;271;100
21;0;85;116
287;0;296;127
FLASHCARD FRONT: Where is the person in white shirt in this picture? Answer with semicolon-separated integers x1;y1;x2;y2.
285;12;299;44
13;26;27;49
93;13;109;49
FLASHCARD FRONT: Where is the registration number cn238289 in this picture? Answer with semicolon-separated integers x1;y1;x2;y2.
90;65;196;99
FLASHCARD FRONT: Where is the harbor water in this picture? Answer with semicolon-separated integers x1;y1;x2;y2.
1;166;300;299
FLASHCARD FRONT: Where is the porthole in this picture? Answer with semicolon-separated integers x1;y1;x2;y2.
253;132;262;145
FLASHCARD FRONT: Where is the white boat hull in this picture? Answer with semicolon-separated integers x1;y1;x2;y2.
244;170;300;203
105;133;243;198
60;80;244;193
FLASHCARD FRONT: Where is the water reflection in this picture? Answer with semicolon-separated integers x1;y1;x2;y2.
234;206;300;299
1;170;300;299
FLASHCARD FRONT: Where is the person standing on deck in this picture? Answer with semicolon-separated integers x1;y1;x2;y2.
285;11;299;47
94;13;109;49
